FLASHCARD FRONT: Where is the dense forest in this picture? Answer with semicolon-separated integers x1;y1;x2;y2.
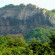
0;32;55;55
0;27;55;55
26;27;55;43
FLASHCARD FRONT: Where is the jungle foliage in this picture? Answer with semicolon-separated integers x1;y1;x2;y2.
0;32;55;55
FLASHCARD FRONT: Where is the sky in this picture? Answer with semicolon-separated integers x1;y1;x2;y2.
0;0;55;10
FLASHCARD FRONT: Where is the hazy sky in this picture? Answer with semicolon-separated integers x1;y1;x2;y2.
0;0;55;10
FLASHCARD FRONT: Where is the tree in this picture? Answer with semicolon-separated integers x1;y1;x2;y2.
19;3;25;7
29;41;54;55
49;33;55;50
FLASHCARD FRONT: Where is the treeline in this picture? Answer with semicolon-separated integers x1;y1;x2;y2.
0;33;55;55
1;3;35;9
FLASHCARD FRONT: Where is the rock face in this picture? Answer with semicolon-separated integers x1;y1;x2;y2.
0;4;54;35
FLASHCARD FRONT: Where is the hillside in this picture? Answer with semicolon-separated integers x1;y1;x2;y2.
0;4;55;35
26;27;55;43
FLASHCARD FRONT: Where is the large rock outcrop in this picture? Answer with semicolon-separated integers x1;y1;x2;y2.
0;4;54;35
